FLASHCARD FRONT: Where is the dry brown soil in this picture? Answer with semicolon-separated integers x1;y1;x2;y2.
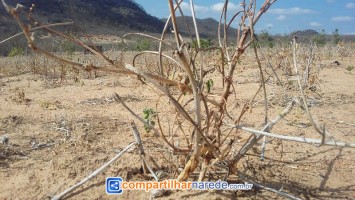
0;52;354;200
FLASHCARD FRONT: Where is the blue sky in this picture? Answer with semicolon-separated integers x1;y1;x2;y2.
134;0;355;35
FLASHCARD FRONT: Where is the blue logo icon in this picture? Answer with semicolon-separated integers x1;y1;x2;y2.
106;177;123;194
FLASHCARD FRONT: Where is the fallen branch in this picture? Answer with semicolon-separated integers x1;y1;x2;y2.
229;126;355;148
51;142;137;200
232;98;297;165
238;173;302;200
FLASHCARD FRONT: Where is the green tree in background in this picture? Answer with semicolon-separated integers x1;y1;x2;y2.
257;30;274;48
136;39;151;51
192;39;212;49
312;29;326;46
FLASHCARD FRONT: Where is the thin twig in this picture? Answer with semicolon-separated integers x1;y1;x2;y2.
0;22;74;45
113;93;159;137
114;93;191;153
292;37;324;137
189;0;201;48
140;155;159;181
253;43;269;161
132;51;184;70
159;0;184;76
131;122;159;181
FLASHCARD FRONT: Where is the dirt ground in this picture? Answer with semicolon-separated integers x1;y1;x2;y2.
0;50;354;200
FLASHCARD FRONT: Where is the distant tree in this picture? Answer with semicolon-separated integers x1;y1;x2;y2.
332;28;341;44
256;30;274;48
136;39;151;51
192;39;212;49
312;29;326;46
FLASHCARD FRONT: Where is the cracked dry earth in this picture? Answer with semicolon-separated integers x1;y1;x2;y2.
0;53;354;200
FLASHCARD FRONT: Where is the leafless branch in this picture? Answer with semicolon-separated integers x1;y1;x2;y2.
229;125;355;148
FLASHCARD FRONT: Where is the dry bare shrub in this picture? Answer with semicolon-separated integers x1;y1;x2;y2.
1;0;354;199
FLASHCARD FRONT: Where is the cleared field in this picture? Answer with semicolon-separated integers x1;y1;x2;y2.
0;45;354;199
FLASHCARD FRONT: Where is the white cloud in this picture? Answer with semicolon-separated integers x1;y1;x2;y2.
346;3;355;9
265;24;273;28
331;16;354;22
210;3;224;12
211;2;241;13
310;22;322;27
193;4;209;13
180;2;209;14
276;15;286;21
268;7;318;15
179;2;191;12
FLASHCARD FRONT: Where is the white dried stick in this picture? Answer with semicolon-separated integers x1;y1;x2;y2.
51;142;137;200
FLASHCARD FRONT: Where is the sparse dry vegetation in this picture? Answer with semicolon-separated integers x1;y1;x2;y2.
0;0;354;200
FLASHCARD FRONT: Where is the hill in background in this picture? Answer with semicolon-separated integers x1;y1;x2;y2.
169;16;238;40
1;0;164;34
1;1;354;56
0;0;166;55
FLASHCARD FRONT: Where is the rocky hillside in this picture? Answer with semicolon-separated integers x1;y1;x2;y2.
1;0;164;34
1;0;239;39
167;16;238;39
0;0;167;55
